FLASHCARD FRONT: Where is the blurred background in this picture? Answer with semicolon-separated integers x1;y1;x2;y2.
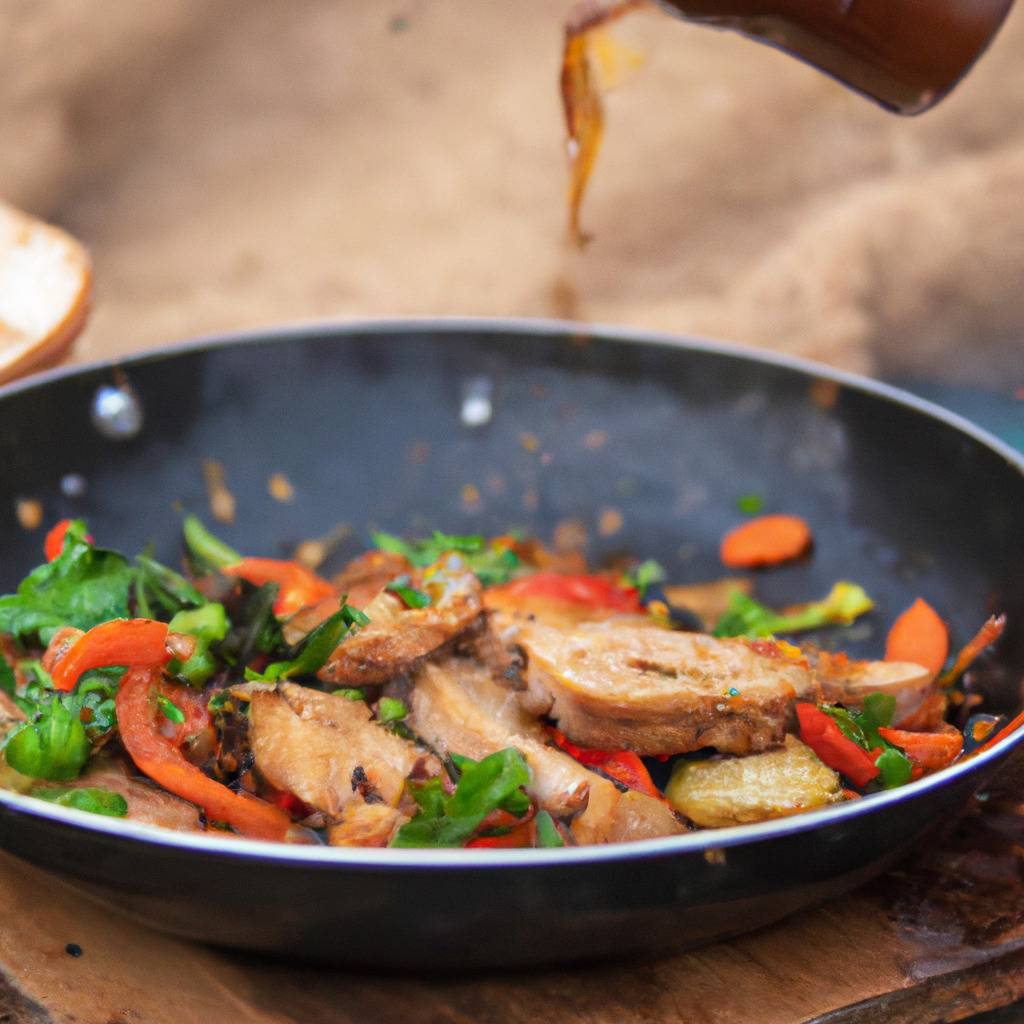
2;1;1022;409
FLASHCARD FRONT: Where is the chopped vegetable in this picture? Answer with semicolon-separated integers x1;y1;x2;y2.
182;515;240;573
391;748;531;848
333;688;365;701
43;519;76;562
157;694;186;725
620;559;666;601
116;667;291;840
385;576;432;609
877;726;963;772
134;555;206;618
377;697;408;724
720;514;812;568
548;727;661;798
714;582;872;638
49;619;170;692
884;598;948;676
937;614;1006;689
796;703;879;787
0;521;133;645
167;603;229;687
487;572;642;612
373;531;519;587
736;493;764;515
223;558;336;618
4;698;90;780
534;810;565;848
29;786;128;817
969;707;1024;757
244;603;367;681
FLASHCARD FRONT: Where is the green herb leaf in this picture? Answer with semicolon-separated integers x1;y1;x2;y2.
714;582;873;639
0;521;133;645
534;810;565;848
285;604;367;677
372;531;520;587
377;697;408;724
620;559;666;601
0;658;14;698
134;554;206;617
182;515;240;573
29;786;128;817
4;698;90;780
391;748;531;848
332;688;365;701
220;583;281;666
156;695;186;725
385;576;432;609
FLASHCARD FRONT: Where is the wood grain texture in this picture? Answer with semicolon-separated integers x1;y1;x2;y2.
0;750;1020;1024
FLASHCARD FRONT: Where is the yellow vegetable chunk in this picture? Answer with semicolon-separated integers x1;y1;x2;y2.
665;736;842;828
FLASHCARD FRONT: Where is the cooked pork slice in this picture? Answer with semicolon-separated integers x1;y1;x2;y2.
812;652;934;723
665;736;842;828
409;658;684;845
327;799;409;847
247;683;429;817
511;620;818;756
319;554;484;686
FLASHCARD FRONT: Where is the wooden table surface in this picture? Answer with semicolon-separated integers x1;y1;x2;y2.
2;749;1023;1024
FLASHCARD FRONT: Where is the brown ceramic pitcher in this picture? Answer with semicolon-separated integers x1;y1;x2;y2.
652;0;1015;113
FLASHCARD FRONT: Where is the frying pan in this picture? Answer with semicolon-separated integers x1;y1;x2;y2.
0;319;1020;969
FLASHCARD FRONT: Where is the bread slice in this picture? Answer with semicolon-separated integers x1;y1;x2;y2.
0;201;91;385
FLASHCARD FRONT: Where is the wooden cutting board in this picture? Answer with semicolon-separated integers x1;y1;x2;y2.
1;751;1021;1024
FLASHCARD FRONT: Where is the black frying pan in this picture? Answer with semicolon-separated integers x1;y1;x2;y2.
0;319;1020;969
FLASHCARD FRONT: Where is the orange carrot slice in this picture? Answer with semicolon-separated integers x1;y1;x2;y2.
885;598;948;677
720;514;812;569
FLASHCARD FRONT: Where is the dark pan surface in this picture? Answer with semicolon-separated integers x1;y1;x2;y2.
0;319;1020;968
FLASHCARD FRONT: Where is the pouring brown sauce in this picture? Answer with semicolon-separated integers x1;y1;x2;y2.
562;0;1014;244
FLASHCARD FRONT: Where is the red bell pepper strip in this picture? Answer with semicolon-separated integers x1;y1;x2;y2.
877;726;963;772
796;703;880;787
116;667;291;841
44;519;72;561
548;726;661;798
50;619;171;692
489;573;642;612
222;558;336;618
465;823;534;848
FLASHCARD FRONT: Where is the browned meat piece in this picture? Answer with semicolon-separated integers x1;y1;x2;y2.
811;651;934;723
509;619;819;756
409;658;684;845
327;800;409;847
331;549;411;609
247;683;432;818
319;554;484;686
31;755;204;832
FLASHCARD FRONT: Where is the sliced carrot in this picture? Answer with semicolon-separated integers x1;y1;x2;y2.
884;598;948;677
937;614;1006;689
719;515;812;569
877;726;963;772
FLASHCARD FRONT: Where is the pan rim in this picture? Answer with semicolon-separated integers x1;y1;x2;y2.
0;315;1020;870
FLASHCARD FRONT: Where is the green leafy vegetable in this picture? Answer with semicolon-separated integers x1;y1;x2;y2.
220;583;280;667
182;515;240;573
29;786;128;817
0;521;133;645
391;748;531;848
534;810;565;848
372;531;519;587
167;602;229;687
620;559;666;601
714;582;873;639
4;698;90;780
385;576;431;609
0;658;14;698
245;603;368;681
377;697;408;724
156;695;186;725
134;554;206;618
819;694;912;790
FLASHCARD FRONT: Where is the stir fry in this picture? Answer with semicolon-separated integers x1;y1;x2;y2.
0;515;1011;848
